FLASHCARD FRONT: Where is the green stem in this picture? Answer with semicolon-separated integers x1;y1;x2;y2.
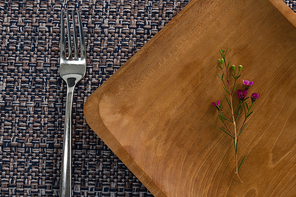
226;62;243;183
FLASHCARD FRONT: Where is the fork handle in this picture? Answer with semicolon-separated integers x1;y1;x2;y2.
60;85;75;197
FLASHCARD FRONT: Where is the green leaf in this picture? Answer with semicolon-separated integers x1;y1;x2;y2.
238;155;247;172
227;61;231;69
223;116;233;123
238;123;247;137
246;102;249;110
221;73;224;80
232;83;238;95
223;86;230;94
236;74;241;79
225;48;229;56
235;106;241;121
246;111;253;119
220;47;229;58
248;102;254;113
234;139;238;154
219;48;225;59
217;73;222;79
243;101;247;118
234;101;241;114
224;95;231;109
218;114;225;123
220;127;233;138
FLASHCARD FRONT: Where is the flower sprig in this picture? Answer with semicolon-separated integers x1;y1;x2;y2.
212;48;260;183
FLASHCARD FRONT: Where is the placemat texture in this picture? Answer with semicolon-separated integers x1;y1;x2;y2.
0;0;189;196
285;0;296;11
0;0;294;196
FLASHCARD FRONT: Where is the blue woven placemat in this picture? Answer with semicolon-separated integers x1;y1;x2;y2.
284;0;296;11
0;0;189;196
0;0;294;196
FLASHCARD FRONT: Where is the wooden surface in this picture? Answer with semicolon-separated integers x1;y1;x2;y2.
84;0;296;196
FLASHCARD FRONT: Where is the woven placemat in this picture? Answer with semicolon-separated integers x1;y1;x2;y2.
284;0;296;11
0;0;190;196
0;0;294;196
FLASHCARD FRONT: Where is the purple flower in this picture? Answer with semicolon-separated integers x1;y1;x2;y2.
237;89;248;100
251;93;260;102
211;100;221;110
243;80;253;88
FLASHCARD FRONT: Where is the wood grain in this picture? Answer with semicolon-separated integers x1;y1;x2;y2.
84;0;296;196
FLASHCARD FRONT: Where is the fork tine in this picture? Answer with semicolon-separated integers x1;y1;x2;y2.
60;10;66;58
77;11;86;58
72;10;78;59
66;10;72;58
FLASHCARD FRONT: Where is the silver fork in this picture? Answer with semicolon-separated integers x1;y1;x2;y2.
59;9;86;197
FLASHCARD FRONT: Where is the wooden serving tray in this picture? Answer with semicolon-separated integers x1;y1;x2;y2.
84;0;296;196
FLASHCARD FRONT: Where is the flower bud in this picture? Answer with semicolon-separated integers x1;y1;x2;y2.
211;100;221;110
218;59;224;65
238;65;243;71
231;65;236;71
